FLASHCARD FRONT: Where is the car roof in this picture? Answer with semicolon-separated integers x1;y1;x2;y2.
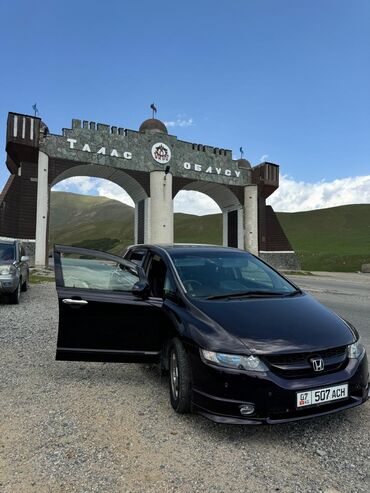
128;243;249;255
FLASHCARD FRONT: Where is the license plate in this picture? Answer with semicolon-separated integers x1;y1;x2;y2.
296;383;348;408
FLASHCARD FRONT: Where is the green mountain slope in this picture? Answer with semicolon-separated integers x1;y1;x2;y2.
50;192;135;254
276;204;370;272
49;192;370;271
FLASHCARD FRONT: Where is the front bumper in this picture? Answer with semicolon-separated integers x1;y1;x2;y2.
0;275;19;294
189;349;369;425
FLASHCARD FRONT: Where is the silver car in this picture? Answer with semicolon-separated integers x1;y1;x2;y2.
0;240;29;304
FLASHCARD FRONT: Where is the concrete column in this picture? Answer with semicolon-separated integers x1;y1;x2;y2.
149;171;173;244
35;151;49;266
244;185;259;255
237;208;244;249
222;211;228;246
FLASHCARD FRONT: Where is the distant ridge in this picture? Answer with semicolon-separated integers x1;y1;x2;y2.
277;204;370;272
49;192;370;272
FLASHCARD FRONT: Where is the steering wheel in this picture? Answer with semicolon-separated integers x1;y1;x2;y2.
183;279;203;292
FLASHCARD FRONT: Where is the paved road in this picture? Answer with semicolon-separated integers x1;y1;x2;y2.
287;272;370;351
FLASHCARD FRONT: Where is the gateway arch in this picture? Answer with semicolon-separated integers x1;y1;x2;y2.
0;112;299;269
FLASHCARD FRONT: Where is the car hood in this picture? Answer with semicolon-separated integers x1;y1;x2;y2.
192;293;356;354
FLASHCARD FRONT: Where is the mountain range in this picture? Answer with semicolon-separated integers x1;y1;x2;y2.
49;192;370;272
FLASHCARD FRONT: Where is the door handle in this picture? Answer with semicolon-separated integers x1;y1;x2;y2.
62;298;88;305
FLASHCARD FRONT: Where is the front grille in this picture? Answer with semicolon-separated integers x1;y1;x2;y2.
267;346;346;365
264;346;348;378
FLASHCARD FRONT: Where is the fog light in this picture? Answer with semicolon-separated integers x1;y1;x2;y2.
239;404;255;416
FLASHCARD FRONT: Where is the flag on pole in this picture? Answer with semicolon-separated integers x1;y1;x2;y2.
32;103;39;116
239;146;244;158
150;103;157;118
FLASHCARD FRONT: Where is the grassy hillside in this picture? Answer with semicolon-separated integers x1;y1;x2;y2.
50;192;135;255
276;204;370;272
49;192;370;271
174;212;222;244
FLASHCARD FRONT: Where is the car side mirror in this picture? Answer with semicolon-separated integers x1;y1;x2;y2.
132;280;150;298
21;256;29;262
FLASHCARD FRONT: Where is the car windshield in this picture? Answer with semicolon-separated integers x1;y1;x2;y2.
0;243;15;262
170;250;298;299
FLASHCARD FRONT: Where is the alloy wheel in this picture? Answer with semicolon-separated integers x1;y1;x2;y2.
170;350;179;400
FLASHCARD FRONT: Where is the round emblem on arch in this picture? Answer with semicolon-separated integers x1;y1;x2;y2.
151;142;172;164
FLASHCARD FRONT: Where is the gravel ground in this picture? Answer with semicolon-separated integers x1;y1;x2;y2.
0;283;369;493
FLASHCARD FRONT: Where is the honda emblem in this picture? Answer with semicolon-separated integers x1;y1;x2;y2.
311;357;324;372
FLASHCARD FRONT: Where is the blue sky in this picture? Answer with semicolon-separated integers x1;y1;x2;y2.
1;0;369;213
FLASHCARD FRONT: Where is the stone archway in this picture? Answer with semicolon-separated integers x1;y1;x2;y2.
0;111;300;270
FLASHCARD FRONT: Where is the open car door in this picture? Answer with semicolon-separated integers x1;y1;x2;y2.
54;245;164;363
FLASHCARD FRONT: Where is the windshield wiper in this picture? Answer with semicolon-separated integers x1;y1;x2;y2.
281;288;302;297
205;290;289;300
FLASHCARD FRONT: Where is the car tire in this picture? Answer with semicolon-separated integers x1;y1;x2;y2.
9;281;21;304
21;273;29;292
169;338;192;414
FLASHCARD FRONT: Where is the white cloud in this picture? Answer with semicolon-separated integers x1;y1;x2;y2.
52;177;135;207
164;118;194;128
260;154;269;162
174;191;221;215
95;181;134;207
52;176;98;194
267;174;370;212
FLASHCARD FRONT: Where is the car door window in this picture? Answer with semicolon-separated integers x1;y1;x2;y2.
20;245;26;258
59;251;140;291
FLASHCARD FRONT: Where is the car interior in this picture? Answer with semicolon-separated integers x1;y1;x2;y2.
146;255;167;298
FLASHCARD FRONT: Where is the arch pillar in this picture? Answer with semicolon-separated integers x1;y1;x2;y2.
35;151;49;266
149;171;173;244
222;212;228;246
244;185;259;255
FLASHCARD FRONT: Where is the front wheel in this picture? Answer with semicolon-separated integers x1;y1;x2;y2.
169;338;192;414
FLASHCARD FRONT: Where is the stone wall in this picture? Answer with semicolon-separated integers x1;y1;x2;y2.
259;252;301;271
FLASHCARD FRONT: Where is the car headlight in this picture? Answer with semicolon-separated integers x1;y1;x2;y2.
201;349;269;372
0;265;17;275
347;340;364;359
